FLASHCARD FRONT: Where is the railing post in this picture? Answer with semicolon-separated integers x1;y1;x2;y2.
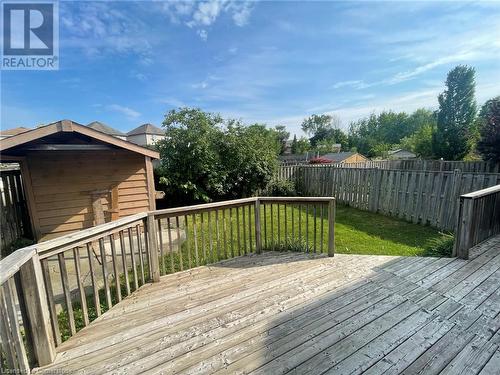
454;197;473;260
19;253;56;366
146;214;161;282
328;198;335;257
255;198;262;254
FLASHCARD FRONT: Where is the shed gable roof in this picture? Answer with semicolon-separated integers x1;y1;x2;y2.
0;120;159;158
127;123;164;136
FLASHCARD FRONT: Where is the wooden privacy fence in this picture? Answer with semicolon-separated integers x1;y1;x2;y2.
454;185;500;259
1;168;32;255
279;159;500;173
0;196;335;373
344;159;500;172
279;165;500;231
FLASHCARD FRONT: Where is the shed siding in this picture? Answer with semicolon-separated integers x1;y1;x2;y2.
343;153;367;164
26;150;150;241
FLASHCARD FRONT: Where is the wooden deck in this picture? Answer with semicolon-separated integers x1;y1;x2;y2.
35;236;500;375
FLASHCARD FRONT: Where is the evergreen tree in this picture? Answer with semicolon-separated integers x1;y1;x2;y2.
433;65;477;160
291;134;298;154
477;97;500;162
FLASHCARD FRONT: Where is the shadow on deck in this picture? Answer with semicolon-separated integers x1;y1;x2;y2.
35;236;500;375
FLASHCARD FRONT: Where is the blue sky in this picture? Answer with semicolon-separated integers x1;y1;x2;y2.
2;0;499;136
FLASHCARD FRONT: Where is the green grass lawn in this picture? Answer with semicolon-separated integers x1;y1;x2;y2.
334;205;452;256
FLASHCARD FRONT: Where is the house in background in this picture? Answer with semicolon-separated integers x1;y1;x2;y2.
87;121;127;140
0;120;159;241
127;123;165;147
0;127;31;140
322;151;368;164
388;149;417;160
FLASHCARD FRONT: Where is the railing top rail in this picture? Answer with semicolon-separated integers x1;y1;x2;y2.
259;196;335;202
150;197;258;217
37;212;148;259
461;184;500;200
0;246;36;285
150;196;336;218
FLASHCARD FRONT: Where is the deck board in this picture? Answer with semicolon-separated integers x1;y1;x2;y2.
35;235;500;375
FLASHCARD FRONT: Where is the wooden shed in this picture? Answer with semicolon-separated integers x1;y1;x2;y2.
0;120;159;241
322;152;368;164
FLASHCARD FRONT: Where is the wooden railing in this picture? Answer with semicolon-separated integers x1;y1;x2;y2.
0;196;335;373
453;184;500;259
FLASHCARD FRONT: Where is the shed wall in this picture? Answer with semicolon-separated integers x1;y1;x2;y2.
25;150;151;241
343;153;367;164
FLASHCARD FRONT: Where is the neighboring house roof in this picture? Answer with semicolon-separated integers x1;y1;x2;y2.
0;127;31;137
322;152;364;163
389;149;416;155
127;123;164;136
87;121;126;137
0;120;159;159
279;153;310;161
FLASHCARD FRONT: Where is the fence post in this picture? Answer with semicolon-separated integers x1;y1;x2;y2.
146;215;161;282
19;253;56;366
328;198;335;257
255;199;262;254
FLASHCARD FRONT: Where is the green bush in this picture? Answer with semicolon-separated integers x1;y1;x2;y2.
263;179;296;197
422;233;454;257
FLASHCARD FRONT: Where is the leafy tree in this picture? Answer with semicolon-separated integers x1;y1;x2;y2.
301;114;340;136
477;96;500;162
155;108;278;205
433;65;477;160
295;136;310;154
273;125;290;155
301;114;346;149
291;135;298;154
347;109;437;158
399;123;434;158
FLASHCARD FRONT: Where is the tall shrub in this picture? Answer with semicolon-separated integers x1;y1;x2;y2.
155;108;279;205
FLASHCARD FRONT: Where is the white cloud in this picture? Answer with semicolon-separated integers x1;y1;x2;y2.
158;97;188;108
60;2;154;63
192;81;209;89
197;29;208;41
331;80;370;90
162;0;254;40
131;72;147;81
106;104;141;119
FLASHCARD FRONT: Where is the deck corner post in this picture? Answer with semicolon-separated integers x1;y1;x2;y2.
255;198;262;254
19;252;57;366
146;214;161;282
328;198;335;257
